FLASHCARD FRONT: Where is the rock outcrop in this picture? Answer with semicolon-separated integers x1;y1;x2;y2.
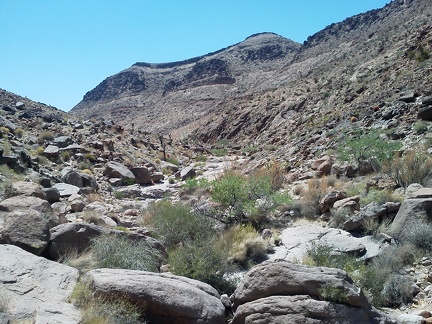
0;244;80;323
86;268;226;324
231;260;390;324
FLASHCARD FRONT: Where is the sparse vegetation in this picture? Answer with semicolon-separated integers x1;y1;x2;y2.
305;241;416;307
338;129;402;170
383;148;432;188
91;235;162;272
143;200;214;248
39;131;55;141
210;168;291;226
70;279;143;324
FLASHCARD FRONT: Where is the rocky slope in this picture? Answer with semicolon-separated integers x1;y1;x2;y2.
71;0;431;149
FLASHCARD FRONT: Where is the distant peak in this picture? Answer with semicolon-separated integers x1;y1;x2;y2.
245;32;281;40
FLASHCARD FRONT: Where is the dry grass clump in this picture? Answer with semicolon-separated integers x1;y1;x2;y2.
298;176;336;217
383;148;432;188
70;279;143;324
219;224;270;268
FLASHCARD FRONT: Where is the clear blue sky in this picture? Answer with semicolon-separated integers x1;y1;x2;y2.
0;0;389;111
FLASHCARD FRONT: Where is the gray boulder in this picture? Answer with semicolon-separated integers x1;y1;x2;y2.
389;197;432;240
3;181;47;200
43;145;59;158
343;202;387;232
47;223;167;260
180;166;196;181
0;196;58;255
0;244;80;323
86;268;225;324
130;166;152;184
232;295;376;324
53;136;73;148
232;260;370;310
271;225;383;262
61;168;83;188
103;161;135;185
52;183;80;197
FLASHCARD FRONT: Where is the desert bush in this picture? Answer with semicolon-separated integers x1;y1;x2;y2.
195;155;207;162
211;148;227;157
91;235;162;272
403;218;432;252
70;279;143;324
298;178;329;217
219;224;270;268
305;242;415;307
211;169;291;226
361;189;396;207
318;285;348;304
338;129;402;169
413;121;428;134
122;177;136;186
144;200;214;249
14;128;23;137
383;148;432;188
169;237;236;294
329;207;352;229
1;139;12;156
0;283;9;312
114;191;125;200
39;131;55;141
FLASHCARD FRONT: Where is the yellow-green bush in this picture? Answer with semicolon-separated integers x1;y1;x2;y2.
219;224;269;268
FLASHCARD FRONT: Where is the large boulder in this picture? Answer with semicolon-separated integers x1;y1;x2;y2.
0;244;80;323
103;161;135;185
0;196;59;255
232;295;375;324
47;223;167;260
3;181;47;200
130;166;152;184
389;187;432;239
86;269;225;324
232;260;370;310
61;167;83;188
271;225;382;263
231;260;390;324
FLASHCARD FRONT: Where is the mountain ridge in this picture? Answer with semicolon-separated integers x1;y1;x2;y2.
71;0;431;149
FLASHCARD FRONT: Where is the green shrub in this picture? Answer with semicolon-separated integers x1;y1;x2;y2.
144;200;214;249
122;177;136;186
383;148;432;188
211;169;291;225
169;237;236;294
195;155;208;162
361;189;396;207
167;156;180;166
338;129;402;169
318;285;348;304
59;249;96;273
413;121;428;134
14;128;23;138
305;242;415;307
114;191;125;199
91;235;162;271
211;148;227;157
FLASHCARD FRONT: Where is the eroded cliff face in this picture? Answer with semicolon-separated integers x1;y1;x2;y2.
71;0;432;147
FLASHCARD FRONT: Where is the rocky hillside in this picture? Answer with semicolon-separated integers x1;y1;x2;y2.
71;32;301;137
71;0;431;148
